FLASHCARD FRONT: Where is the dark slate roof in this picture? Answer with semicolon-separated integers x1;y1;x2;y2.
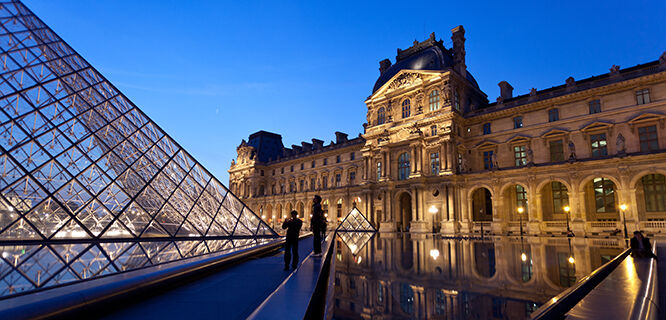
372;37;479;93
247;131;284;163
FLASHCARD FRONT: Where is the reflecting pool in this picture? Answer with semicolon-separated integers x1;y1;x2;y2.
332;234;624;319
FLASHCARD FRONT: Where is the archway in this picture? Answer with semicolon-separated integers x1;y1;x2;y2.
635;173;666;220
398;192;412;232
502;184;529;221
540;181;570;221
265;204;273;225
583;177;619;221
296;201;304;219
276;204;283;224
471;188;492;221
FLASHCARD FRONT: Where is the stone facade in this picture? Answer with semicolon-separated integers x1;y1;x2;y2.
230;26;666;236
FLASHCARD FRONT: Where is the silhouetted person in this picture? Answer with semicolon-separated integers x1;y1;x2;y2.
311;195;325;256
282;210;302;270
630;231;658;259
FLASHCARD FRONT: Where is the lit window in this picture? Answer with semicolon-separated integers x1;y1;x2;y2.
376;162;382;180
639;125;658;152
636;89;651;105
398;152;410;180
377;107;386;125
642;174;666;212
430;152;440;175
514;145;527;166
402;99;411;118
453;91;460;110
593;178;615;213
513;117;523;129
337;199;343;218
588;99;601;114
516;185;528;214
483;150;494;170
548;109;559;122
483;123;491;135
431;125;437;136
429;90;440;111
551;181;569;213
590;133;608;158
549;140;564;162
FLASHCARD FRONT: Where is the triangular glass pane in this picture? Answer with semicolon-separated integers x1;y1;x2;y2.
25;198;70;238
0;218;41;240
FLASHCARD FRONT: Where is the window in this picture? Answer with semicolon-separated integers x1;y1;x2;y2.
453;91;460;110
300;163;304;170
642;174;666;212
402;99;411;118
590;133;608;158
350;152;355;161
435;290;446;315
311;160;315;168
335;173;341;187
289;182;295;193
349;171;356;185
281;168;284;174
377;107;386;125
400;283;414;314
430;152;440;175
514;145;527;166
593;178;615;213
483;123;491;135
323;158;328;165
260;170;264;176
336;155;341;163
299;180;304;191
551;181;569;214
483;150;494;170
398;152;410;180
280;183;285;193
639;125;658;152
290;165;294;172
272;169;275;176
323;199;329;217
322;176;328;189
311;177;316;191
337;199;343;219
516;185;528;214
549;140;564;162
588;99;601;114
549;108;559;122
376;162;382;180
431;125;437;136
513;116;523;129
636;89;651;105
429;90;440;111
271;184;276;195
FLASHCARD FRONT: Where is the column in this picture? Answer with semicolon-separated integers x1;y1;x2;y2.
411;147;417;174
441;143;447;171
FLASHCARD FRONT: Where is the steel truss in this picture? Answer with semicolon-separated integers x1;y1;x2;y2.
0;0;277;298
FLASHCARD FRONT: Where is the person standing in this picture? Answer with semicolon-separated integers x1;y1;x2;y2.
282;210;302;270
630;231;658;259
311;195;325;256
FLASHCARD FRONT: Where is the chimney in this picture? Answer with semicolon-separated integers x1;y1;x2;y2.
311;138;324;149
498;81;513;100
335;131;348;144
451;25;466;78
379;59;392;75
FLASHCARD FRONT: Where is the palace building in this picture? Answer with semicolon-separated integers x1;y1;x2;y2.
229;26;666;236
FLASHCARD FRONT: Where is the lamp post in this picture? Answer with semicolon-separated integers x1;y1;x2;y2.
620;204;628;239
517;207;525;238
563;206;572;237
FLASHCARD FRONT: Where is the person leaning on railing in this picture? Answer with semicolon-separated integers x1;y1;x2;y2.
630;231;658;260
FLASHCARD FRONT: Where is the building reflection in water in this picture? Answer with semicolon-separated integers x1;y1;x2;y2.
333;234;623;319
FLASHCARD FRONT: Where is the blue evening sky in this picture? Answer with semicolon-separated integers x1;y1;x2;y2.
23;0;665;184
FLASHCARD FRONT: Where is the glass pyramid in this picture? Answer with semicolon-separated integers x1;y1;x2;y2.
337;231;374;256
0;1;277;242
336;207;376;232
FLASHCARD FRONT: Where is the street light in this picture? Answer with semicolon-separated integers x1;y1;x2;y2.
563;206;573;237
517;207;525;237
620;204;628;239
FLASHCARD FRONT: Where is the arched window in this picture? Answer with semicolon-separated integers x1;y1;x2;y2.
322;200;329;218
593;178;615;213
429;90;440;111
377;107;385;125
402;99;411;118
398;152;410;180
400;283;414;314
642;174;666;212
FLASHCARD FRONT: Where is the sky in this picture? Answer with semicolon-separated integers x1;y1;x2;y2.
22;0;666;184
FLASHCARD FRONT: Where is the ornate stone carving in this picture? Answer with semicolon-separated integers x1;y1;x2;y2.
568;140;577;162
387;73;423;92
616;133;626;156
610;65;620;75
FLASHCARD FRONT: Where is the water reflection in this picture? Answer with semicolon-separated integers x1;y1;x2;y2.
333;234;623;320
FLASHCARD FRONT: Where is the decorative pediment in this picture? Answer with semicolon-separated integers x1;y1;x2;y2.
506;134;532;144
580;120;613;133
475;139;499;149
388;72;423;92
627;112;665;131
541;128;569;139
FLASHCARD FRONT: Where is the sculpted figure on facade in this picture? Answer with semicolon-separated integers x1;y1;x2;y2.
568;140;577;162
616;133;626;156
526;145;534;166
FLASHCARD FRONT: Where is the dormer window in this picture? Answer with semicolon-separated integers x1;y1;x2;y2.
377;107;386;125
429;90;440;111
513;116;523;129
483;123;491;135
402;99;411;118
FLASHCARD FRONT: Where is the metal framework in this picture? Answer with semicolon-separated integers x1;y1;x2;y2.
336;207;376;256
0;0;277;298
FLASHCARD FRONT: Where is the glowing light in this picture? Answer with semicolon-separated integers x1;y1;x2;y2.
261;215;266;219
552;297;558;303
349;244;358;254
1;252;7;258
7;207;13;212
430;249;440;260
428;205;438;214
563;206;570;213
517;207;524;214
568;256;575;264
620;204;627;211
355;256;362;264
521;252;527;262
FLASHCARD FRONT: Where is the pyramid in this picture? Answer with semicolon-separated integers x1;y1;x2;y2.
336;207;376;232
0;1;277;242
337;231;374;256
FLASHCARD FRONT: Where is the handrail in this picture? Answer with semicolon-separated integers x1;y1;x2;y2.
531;248;631;319
628;242;659;320
304;231;337;319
